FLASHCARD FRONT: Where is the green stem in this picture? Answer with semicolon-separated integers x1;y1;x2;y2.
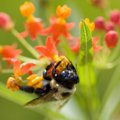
17;55;39;63
11;29;39;59
1;69;13;74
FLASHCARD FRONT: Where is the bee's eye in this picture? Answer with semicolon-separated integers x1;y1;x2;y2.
60;71;67;78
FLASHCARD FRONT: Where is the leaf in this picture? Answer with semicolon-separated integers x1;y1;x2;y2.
99;82;120;120
0;83;70;120
79;21;93;65
78;21;95;86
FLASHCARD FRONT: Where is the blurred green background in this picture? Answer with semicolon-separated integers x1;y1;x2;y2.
1;0;120;120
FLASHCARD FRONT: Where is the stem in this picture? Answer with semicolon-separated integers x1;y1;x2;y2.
17;55;39;63
11;29;39;59
1;69;13;74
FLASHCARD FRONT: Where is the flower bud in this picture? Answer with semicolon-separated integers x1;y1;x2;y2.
20;2;35;17
56;5;71;19
110;10;120;24
105;30;118;48
0;12;14;30
95;16;105;30
105;21;115;32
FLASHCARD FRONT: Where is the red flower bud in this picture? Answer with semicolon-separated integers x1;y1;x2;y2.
95;16;105;30
110;10;120;24
0;12;13;30
105;21;115;32
105;30;118;48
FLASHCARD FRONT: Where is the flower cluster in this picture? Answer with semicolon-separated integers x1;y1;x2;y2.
94;10;119;49
0;1;119;91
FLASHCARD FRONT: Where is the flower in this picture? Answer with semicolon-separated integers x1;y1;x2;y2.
6;77;20;91
0;44;21;59
20;2;35;17
90;0;106;8
23;17;44;40
92;36;102;53
20;2;45;40
9;59;35;77
43;16;74;42
80;18;95;32
35;37;58;60
56;5;71;19
105;21;114;32
0;12;14;30
105;30;118;48
110;10;120;24
95;16;105;30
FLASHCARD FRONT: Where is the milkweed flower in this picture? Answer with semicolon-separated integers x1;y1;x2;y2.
35;37;58;60
95;16;105;30
6;77;20;91
19;2;45;40
110;10;120;24
56;5;71;19
105;21;114;32
20;2;35;17
0;44;21;59
43;5;74;43
43;16;74;42
105;30;118;48
11;59;35;77
0;12;14;30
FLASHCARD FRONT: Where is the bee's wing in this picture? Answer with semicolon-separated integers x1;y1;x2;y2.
56;96;71;110
25;89;57;107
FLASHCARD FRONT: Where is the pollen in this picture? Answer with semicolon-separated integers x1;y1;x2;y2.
20;2;35;17
56;5;71;19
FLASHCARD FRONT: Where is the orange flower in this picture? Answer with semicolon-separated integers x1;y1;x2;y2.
0;44;21;59
20;2;35;17
43;16;74;42
35;37;58;60
19;17;45;40
6;77;20;91
19;2;45;40
56;5;71;19
92;36;102;53
9;59;35;77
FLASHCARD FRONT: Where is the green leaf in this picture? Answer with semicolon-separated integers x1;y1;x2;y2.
99;83;120;120
78;21;95;86
79;21;93;65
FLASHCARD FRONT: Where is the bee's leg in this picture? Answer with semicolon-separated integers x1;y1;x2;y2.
35;83;51;96
19;86;35;93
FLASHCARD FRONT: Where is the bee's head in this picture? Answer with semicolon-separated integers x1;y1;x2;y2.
52;57;79;89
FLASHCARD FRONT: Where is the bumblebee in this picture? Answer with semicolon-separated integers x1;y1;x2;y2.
8;56;79;108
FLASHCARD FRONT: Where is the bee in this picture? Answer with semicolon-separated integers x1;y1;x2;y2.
18;56;79;108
